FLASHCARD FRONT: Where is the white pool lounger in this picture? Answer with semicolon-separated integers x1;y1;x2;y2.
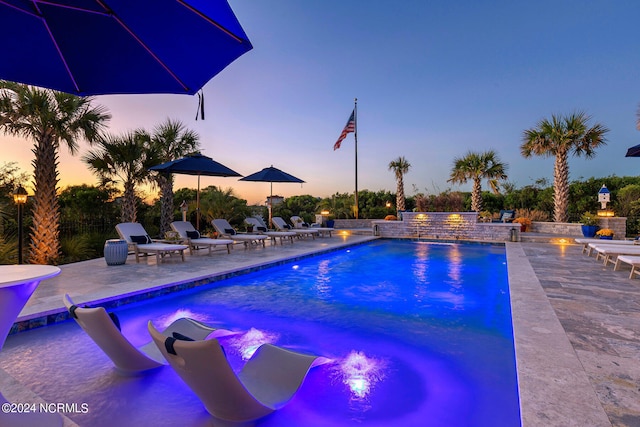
591;244;640;266
575;238;636;255
613;255;640;278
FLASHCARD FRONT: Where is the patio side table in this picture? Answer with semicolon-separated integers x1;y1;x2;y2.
104;239;128;266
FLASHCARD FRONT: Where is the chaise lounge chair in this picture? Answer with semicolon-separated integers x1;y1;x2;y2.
291;215;334;237
212;219;267;248
148;321;328;423
245;217;296;245
116;222;189;263
589;243;640;266
491;210;515;223
575;237;636;254
64;294;235;375
613;255;640;278
272;217;318;239
170;221;234;255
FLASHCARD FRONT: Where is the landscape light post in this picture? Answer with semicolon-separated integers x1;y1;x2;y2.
12;185;28;264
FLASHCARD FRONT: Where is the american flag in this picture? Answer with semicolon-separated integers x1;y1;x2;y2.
333;110;355;150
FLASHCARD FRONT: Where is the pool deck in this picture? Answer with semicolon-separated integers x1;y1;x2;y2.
3;237;640;426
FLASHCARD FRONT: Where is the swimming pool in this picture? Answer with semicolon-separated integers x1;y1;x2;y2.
1;239;520;426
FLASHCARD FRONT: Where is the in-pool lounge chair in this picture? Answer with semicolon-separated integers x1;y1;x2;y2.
291;215;334;237
272;217;318;239
245;217;296;245
63;294;235;375
170;221;234;255
148;321;328;424
116;222;188;263
211;219;267;248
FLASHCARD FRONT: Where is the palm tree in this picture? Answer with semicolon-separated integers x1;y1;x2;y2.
83;131;154;223
388;156;411;213
521;112;608;222
0;82;110;264
148;119;199;235
448;150;508;212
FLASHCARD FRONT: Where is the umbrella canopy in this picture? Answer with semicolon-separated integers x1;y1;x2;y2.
149;153;241;229
0;0;252;96
240;166;304;227
625;144;640;157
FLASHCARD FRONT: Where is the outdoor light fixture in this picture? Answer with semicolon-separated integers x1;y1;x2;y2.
320;210;330;215
12;185;28;264
385;201;391;208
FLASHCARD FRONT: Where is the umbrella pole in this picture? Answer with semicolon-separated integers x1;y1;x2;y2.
269;181;273;228
196;175;201;230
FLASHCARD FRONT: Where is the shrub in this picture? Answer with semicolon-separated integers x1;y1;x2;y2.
515;208;549;222
580;212;599;226
513;217;532;226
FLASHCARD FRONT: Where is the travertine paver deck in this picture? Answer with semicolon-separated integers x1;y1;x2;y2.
2;238;639;426
519;242;640;427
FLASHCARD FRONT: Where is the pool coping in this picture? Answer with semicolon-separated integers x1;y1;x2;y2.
506;242;611;426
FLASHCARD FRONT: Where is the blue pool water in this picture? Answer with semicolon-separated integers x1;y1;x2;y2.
1;240;520;426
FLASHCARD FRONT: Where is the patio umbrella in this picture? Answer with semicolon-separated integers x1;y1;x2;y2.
149;153;241;229
0;0;252;96
625;143;640;157
239;166;305;227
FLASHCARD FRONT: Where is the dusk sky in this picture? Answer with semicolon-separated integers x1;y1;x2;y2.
2;0;640;205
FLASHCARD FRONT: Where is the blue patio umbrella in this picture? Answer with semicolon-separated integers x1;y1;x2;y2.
240;166;305;227
0;0;252;96
149;153;242;229
625;144;640;157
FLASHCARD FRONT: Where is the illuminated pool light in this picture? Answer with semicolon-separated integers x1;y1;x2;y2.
230;327;279;360
336;351;387;399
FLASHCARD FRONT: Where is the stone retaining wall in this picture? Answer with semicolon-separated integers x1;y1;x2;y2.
332;219;374;229
336;214;628;241
373;212;518;241
530;217;627;239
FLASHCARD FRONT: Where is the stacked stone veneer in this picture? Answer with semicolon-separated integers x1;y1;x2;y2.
373;212;518;241
332;219;374;229
337;214;627;241
530;217;627;239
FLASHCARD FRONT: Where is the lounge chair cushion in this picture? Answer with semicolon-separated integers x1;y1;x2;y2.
131;234;152;244
225;228;236;235
186;230;200;239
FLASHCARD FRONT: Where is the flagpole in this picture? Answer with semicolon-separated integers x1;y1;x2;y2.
354;97;359;219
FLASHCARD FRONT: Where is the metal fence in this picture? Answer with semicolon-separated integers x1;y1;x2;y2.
59;217;119;238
